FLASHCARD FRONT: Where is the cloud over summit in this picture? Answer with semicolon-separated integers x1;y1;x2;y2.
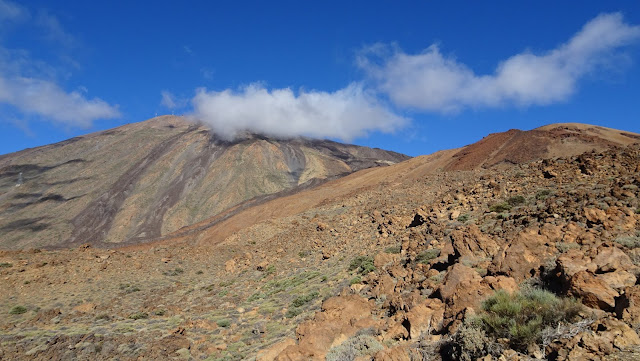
358;13;640;112
190;83;407;141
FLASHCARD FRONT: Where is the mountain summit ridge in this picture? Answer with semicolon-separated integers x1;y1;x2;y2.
0;115;408;249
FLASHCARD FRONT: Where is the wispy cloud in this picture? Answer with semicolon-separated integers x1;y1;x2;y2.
0;0;120;127
358;13;640;112
35;10;76;48
190;83;407;141
0;0;28;24
160;90;188;110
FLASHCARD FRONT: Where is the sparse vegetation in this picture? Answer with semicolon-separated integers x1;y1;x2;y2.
285;308;302;318
615;235;640;249
128;312;148;320
9;305;27;315
163;268;184;276
385;245;401;254
0;262;12;268
350;276;362;285
326;335;383;361
264;264;276;275
298;250;311;258
290;292;319;308
489;202;511;213
457;214;469;222
536;189;552;200
507;195;526;206
217;319;231;327
556;242;580;253
349;256;375;275
417;249;440;264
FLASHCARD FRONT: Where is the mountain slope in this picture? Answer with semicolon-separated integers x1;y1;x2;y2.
0;116;408;249
152;122;640;248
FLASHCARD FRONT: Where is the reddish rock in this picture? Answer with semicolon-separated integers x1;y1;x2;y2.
569;271;619;311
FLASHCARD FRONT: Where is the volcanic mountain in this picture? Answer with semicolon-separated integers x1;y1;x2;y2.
0;115;408;249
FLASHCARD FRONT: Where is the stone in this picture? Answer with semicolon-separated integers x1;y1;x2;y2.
569;271;619;311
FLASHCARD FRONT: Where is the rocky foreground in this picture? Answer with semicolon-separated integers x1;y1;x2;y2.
1;143;640;360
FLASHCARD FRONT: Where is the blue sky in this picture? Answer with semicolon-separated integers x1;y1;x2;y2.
1;1;639;157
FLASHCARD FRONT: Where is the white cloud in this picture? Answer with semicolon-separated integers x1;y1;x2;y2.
189;83;407;141
359;13;640;112
0;0;28;24
160;90;188;110
35;10;75;48
0;74;121;127
0;1;120;127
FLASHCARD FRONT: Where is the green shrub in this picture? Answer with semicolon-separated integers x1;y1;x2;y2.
536;189;552;200
9;306;27;315
264;264;276;275
217;319;231;327
349;276;362;285
446;318;495;361
285;308;302;318
615;236;640;249
0;262;12;268
129;312;148;320
290;292;319;308
349;256;375;275
163;267;184;276
478;288;581;351
416;249;440;264
556;242;580;253
298;250;311;258
507;195;526;206
489;202;511;213
457;214;470;223
384;245;401;254
326;335;383;361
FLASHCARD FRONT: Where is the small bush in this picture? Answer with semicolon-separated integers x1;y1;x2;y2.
290;292;319;308
556;242;580;253
416;249;440;264
285;308;302;318
129;312;148;320
95;314;110;321
385;245;401;254
349;256;375;275
446;318;497;361
507;195;526;206
457;214;469;223
615;236;640;249
0;262;12;268
163;268;184;276
326;335;383;361
9;306;27;315
478;288;582;351
216;319;231;327
489;202;511;213
153;309;166;316
264;264;276;275
536;189;552;200
350;276;362;285
195;270;204;275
